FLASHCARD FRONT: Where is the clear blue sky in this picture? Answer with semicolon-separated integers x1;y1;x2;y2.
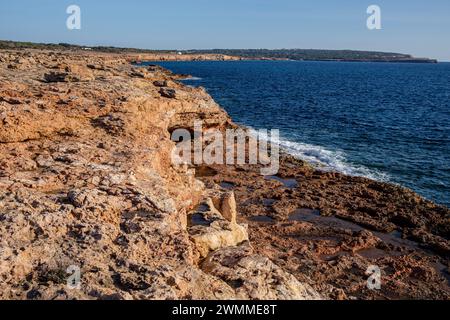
1;0;449;61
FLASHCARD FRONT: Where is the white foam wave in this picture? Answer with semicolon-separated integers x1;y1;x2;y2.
279;139;390;181
249;127;390;182
182;76;202;81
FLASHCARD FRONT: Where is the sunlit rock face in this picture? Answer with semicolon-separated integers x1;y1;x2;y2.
0;50;321;300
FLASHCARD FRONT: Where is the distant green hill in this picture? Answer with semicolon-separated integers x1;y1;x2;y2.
185;49;437;63
0;40;437;63
0;40;172;54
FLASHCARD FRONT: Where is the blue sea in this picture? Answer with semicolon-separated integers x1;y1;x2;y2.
150;61;450;207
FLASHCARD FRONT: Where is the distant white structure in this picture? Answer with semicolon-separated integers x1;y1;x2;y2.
177;51;183;55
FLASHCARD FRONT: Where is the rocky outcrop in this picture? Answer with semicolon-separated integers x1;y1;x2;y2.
198;156;450;300
189;196;248;259
2;48;448;301
0;49;320;300
202;244;322;300
127;53;242;63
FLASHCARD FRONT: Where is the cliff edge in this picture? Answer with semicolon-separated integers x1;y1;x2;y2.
0;50;321;300
0;50;448;300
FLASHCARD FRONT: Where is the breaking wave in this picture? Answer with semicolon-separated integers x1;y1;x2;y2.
182;76;202;81
278;138;390;182
253;128;389;182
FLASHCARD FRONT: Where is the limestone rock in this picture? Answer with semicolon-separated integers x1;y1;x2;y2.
220;192;237;224
202;244;323;300
190;221;249;258
44;71;69;83
4;48;444;301
159;87;177;99
188;203;246;257
153;80;168;87
0;50;239;299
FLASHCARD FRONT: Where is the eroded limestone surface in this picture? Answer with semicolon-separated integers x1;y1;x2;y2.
0;50;321;300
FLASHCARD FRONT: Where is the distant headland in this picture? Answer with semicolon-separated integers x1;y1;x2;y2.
0;40;438;63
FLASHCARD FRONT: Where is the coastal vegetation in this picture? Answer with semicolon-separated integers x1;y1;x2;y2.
0;40;437;63
186;49;437;63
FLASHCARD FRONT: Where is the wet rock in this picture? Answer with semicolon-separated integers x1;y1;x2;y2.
197;155;450;299
153;80;168;87
159;87;177;99
44;72;68;83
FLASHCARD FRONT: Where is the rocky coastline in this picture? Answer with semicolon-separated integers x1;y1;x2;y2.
0;49;448;300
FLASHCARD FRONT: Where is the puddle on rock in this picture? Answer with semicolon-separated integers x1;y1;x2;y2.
195;166;218;178
263;198;276;206
356;247;389;260
289;209;369;233
373;230;418;250
264;175;298;188
220;181;235;190
288;208;321;222
320;251;350;261
188;213;211;227
188;203;211;228
248;216;275;223
289;208;427;259
195;204;209;212
287;208;449;284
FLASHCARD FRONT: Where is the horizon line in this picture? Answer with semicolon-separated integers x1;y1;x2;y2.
1;38;447;62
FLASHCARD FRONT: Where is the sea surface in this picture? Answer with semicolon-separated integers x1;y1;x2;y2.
147;61;450;207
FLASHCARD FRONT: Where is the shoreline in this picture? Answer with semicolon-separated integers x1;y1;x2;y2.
161;61;450;299
158;61;448;208
145;58;450;298
0;40;439;63
0;49;448;300
195;153;450;299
